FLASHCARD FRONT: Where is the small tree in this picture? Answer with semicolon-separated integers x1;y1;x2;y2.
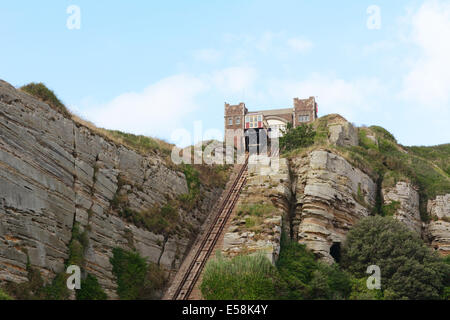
280;123;316;152
341;216;450;300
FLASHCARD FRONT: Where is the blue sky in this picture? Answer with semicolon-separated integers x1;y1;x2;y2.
1;0;449;146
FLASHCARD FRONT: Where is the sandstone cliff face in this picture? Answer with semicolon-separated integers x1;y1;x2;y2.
427;194;450;256
290;150;377;263
382;182;423;234
221;148;378;265
0;80;222;298
222;156;291;264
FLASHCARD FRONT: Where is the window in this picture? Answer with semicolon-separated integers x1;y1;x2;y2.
229;117;233;125
257;115;262;121
299;115;310;122
236;117;240;125
245;116;250;122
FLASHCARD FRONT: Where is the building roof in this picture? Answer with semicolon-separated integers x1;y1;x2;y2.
247;108;292;116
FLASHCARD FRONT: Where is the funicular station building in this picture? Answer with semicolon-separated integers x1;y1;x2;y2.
224;97;318;154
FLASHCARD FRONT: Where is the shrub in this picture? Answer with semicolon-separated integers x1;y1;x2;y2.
341;216;450;299
138;262;168;300
309;263;352;300
178;164;201;209
280;123;316;153
20;82;71;118
41;273;70;300
76;274;107;300
110;248;148;300
0;288;12;300
358;128;378;150
67;222;89;267
276;237;318;299
201;253;282;300
381;200;400;217
110;248;166;300
348;277;381;300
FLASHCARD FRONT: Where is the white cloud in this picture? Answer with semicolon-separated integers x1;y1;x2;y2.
81;74;207;139
267;73;385;120
210;66;257;94
223;32;314;57
287;37;313;53
77;66;258;140
399;0;450;111
193;49;222;63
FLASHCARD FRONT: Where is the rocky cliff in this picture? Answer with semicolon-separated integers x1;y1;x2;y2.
291;150;377;263
0;80;224;298
221;117;450;264
427;194;450;255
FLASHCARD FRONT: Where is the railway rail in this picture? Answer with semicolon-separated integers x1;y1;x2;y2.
168;154;249;300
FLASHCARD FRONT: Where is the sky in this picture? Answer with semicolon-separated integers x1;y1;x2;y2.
0;0;449;147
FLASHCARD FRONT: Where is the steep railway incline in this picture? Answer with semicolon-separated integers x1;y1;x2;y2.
163;155;249;300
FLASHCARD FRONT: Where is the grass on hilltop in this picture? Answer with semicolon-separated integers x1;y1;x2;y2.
281;115;450;222
19;82;173;157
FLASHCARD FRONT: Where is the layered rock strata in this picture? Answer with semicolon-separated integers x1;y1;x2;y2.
0;80;222;298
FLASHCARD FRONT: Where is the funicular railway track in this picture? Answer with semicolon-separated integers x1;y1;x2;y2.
169;155;249;300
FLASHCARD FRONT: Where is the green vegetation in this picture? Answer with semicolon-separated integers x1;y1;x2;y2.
341;216;450;300
381;200;400;217
200;252;282;300
201;235;353;300
407;144;450;176
40;273;71;300
107;130;172;156
276;237;318;299
276;235;352;300
312;116;330;144
234;202;277;234
20;82;173;157
119;202;180;237
237;203;276;217
110;248;166;300
202;222;450;300
20;82;71;118
342;126;450;221
178;164;201;209
3;258;70;300
369;125;397;143
67;222;89;267
282;116;449;222
76;274;107;300
0;288;12;300
280;123;316;152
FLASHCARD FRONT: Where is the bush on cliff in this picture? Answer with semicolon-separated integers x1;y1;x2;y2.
276;235;352;300
0;288;12;300
276;237;317;299
110;248;166;300
280;123;316;153
76;274;107;300
341;216;450;300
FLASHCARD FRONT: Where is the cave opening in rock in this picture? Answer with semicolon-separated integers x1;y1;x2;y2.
330;242;341;263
